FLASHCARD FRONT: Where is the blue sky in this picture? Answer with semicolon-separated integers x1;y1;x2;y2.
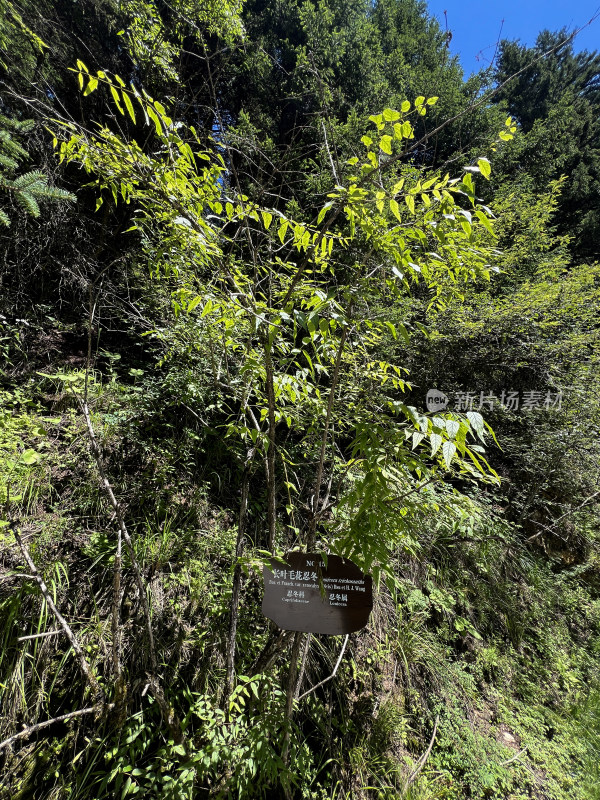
425;0;600;76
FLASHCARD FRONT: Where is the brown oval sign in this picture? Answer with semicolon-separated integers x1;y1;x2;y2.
262;552;373;635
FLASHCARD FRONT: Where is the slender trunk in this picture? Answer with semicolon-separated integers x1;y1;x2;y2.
263;336;277;552
79;398;157;672
295;633;312;699
223;452;253;706
307;327;348;550
282;631;304;766
111;526;122;680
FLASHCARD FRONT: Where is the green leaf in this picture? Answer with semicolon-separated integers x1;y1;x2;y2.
412;431;425;449
477;158;491;179
430;432;442;456
83;77;98;96
445;419;460;438
122;90;136;123
110;85;125;115
383;108;400;122
442;441;456;469
261;211;273;230
475;209;494;234
389;198;402;221
392;123;404;140
405;195;415;214
466;411;484;436
147;106;163;135
278;220;288;244
401;100;411;112
20;449;41;465
379;135;393;155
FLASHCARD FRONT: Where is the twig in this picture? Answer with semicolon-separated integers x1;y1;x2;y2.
500;748;527;767
402;715;439;794
298;634;349;700
0;705;113;752
526;489;600;542
78;397;157;673
17;630;62;642
77;398;188;748
10;524;103;702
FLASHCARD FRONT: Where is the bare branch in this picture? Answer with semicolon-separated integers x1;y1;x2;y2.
0;705;113;753
10;524;103;702
17;630;62;642
500;749;527;767
298;634;349;700
77;397;157;673
402;715;439;795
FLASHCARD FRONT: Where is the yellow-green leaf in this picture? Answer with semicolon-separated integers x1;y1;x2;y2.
278;220;288;244
477;158;491;179
122;90;136;123
147;105;162;135
383;108;400;122
379;135;393;155
110;84;125;115
83;76;98;96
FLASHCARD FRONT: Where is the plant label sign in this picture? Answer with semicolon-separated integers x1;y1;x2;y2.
262;552;373;635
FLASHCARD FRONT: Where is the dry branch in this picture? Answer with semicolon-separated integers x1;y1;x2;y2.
78;396;157;673
402;714;439;795
11;524;103;703
0;705;113;752
298;634;349;700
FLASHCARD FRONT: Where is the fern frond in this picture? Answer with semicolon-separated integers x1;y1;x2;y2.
0;208;10;227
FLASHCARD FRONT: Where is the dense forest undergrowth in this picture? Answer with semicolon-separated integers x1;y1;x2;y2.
1;0;600;797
